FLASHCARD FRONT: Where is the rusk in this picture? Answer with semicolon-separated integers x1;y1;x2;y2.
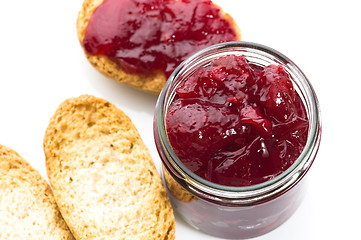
76;0;241;94
43;95;175;240
0;145;74;240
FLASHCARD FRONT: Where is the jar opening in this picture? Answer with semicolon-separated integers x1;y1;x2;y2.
155;41;321;202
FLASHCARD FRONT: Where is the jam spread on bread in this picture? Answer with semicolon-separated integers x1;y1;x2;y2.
83;0;238;77
166;55;309;187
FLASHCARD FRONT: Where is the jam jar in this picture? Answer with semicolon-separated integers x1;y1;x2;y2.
154;41;321;239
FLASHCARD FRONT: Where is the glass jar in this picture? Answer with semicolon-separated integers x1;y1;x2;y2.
153;41;321;239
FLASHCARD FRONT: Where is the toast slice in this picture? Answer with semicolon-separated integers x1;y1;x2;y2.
0;144;74;240
76;0;241;94
43;95;175;240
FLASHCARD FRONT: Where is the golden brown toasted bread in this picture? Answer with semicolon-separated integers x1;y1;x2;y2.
0;144;74;240
43;95;175;240
77;0;241;94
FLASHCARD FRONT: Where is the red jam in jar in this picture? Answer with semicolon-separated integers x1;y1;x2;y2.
154;42;321;239
83;0;238;77
166;54;309;186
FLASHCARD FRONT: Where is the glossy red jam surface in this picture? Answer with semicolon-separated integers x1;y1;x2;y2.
166;55;309;186
83;0;238;77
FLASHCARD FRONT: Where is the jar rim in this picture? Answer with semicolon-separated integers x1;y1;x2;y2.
155;41;321;202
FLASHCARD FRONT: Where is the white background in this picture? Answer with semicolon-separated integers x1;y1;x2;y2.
1;0;360;239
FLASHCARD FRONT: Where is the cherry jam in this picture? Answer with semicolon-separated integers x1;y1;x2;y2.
83;0;238;77
166;55;309;187
154;42;321;239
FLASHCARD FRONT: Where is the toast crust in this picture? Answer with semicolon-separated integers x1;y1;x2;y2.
43;95;175;240
77;0;241;94
0;145;74;240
